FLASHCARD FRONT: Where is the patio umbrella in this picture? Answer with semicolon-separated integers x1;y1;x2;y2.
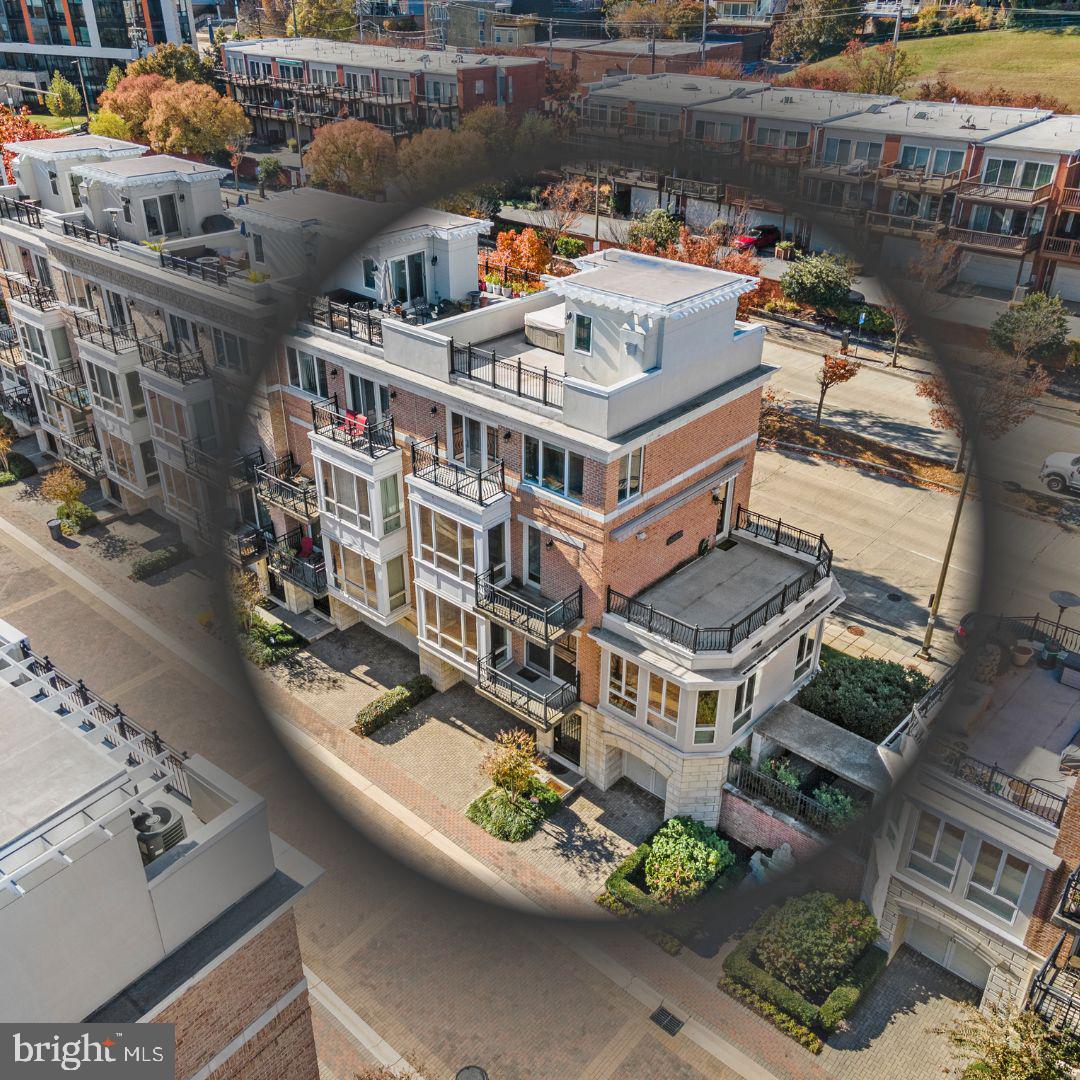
376;260;394;308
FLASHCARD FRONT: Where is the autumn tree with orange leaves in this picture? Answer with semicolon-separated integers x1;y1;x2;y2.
815;354;861;430
0;107;63;183
489;228;551;277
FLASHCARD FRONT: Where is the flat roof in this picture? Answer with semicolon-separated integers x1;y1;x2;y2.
0;681;123;851
831;100;1051;141
636;536;808;630
693;86;895;123
587;73;766;107
224;36;539;72
982;114;1080;155
549;248;756;315
73;155;225;181
3;133;144;159
548;36;739;54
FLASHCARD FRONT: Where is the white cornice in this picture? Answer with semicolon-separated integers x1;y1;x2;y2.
545;269;758;319
72;163;229;187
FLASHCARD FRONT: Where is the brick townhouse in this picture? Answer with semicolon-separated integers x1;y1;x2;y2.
0;617;322;1078
217;37;546;146
572;73;1080;301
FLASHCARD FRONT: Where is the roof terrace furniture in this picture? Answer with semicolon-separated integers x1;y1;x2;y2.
307;296;384;346
310;398;397;459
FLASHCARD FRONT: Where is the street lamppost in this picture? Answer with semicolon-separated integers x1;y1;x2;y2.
69;60;91;124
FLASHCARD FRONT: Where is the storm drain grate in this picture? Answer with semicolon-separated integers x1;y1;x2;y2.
650;1006;685;1037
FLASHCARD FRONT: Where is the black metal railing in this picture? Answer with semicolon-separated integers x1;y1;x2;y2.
450;340;564;409
255;453;318;519
19;642;189;798
62;219;118;250
606;505;832;653
43;364;90;410
138;339;209;384
0;385;36;425
1004;613;1080;656
307;296;383;346
57;427;103;476
3;272;59;310
409;433;505;505
727;760;837;834
182;436;218;483
477;251;547;288
474;569;582;646
1028;932;1080;1035
1060;866;1080;922
226;524;267;565
159;250;242;286
0;194;42;227
929;743;1067;826
476;653;579;729
230;447;264;489
310;398;397;458
0;337;24;375
267;528;326;595
71;310;140;353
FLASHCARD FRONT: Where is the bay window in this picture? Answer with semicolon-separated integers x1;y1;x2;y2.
966;842;1029;921
319;459;371;531
608;654;639;716
419;588;478;663
907;811;964;887
694;690;719;744
328;539;378;610
647;674;679;739
417;506;475;579
733;672;757;730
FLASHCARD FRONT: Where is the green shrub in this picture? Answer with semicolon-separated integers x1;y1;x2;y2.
644;817;734;905
465;778;560;842
130;543;190;580
827;303;894;336
779;253;854;310
241;613;304;667
554;235;586;258
0;471;16;486
719;978;823;1054
762;756;800;789
818;947;887;1033
813;783;859;831
754;892;878;1000
353;675;435;736
730;744;752;765
6;452;36;479
797;652;932;742
605;842;669;918
58;499;98;534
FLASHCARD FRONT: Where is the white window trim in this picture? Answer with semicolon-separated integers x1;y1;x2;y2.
573;312;592;355
906;811;965;890
964;842;1030;925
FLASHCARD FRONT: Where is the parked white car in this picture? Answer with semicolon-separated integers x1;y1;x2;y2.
1040;452;1080;495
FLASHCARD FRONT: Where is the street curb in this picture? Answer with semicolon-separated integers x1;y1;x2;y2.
765;440;963;493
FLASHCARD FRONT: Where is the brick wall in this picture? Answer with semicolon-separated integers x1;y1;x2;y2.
157;910;316;1080
207;989;319;1080
527;42;742;84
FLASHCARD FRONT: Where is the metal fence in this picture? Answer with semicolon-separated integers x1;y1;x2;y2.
450;340;564;409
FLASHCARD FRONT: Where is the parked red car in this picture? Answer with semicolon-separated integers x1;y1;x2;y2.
732;225;782;252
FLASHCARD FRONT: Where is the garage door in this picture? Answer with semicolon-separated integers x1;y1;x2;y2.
623;751;667;800
958;252;1031;292
1051;264;1080;303
905;920;991;991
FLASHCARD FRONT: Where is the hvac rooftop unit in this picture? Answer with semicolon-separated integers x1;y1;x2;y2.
132;805;187;865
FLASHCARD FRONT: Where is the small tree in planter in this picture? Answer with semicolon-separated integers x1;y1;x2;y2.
229;568;262;633
814;353;861;430
644;817;733;905
482;728;542;807
41;463;94;534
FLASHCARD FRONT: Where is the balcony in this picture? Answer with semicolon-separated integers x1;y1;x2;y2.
61;219;118;250
256;453;319;520
925;742;1066;825
0;194;42;228
606;506;833;654
70;311;140;355
57;427;103;477
476;654;579;730
0;330;24;378
681;137;742;161
947;226;1040;255
449;340;564;410
306;296;383;347
727;760;841;836
0;385;36;426
745;143;811;166
1063;188;1080;211
474;569;582;646
138;339;209;385
230;447;264;490
182;436;218;484
1043;234;1080;263
159;250;245;288
2;272;59;311
876;164;964;195
267;529;327;596
801;159;877;184
663;176;723;201
225;524;267;565
409;435;506;506
620;124;682;147
1028;932;1080;1035
1059;865;1080;924
609;165;661;188
866;212;946;239
957;178;1054;207
42;364;90;411
724;185;789;213
310;398;397;459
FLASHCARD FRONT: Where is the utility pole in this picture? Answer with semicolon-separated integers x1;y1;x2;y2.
891;0;902;46
593;160;601;252
548;18;553;66
700;0;708;63
919;419;980;659
289;0;298;37
69;60;90;122
293;102;304;183
648;29;656;74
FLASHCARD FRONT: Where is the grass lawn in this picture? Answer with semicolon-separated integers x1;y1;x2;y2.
26;113;87;131
796;29;1080;110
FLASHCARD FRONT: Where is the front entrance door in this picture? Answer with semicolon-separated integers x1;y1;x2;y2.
554;714;582;766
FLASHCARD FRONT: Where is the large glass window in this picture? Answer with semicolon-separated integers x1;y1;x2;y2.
616;448;644;503
647;674;680;739
86;361;123;417
795;626;817;678
286;346;328;397
966;842;1029;921
608;654;639;716
523;435;585;501
319;459;371;531
734;672;757;730
213;329;249;373
142;194;180;238
573;313;592;353
102;431;136;484
417;506;475;579
380;474;402;533
387;554;408;611
147;390;187;447
694;690;719;744
419;588;477;663
907;811;965;887
328;539;378;610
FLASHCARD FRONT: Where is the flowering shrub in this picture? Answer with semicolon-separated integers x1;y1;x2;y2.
644;817;734;904
755;892;878;999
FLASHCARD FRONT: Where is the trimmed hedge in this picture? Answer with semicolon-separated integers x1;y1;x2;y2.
720;978;823;1054
818;946;888;1034
465;779;560;842
353;675;435;736
130;543;189;579
241;613;304;668
606;842;670;919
